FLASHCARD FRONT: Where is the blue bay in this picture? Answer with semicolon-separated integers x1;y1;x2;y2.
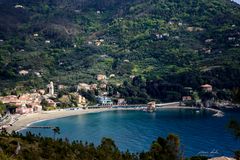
19;108;240;157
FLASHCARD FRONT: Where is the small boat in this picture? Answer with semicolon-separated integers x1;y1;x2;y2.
213;111;224;117
196;110;200;113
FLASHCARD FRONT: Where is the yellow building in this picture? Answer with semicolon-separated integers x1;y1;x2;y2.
77;95;87;106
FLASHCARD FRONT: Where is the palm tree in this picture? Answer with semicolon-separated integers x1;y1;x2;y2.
52;126;60;139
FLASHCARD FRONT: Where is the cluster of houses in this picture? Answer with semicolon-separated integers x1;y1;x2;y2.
0;93;42;114
0;81;88;114
0;81;58;114
77;74;112;92
58;73;131;107
76;74;127;106
181;84;213;106
0;72;128;115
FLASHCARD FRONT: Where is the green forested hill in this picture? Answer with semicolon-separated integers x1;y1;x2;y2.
0;0;240;95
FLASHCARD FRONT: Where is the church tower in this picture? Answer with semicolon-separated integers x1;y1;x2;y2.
48;81;54;96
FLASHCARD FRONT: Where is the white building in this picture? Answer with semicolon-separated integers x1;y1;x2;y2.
14;5;24;9
47;81;54;96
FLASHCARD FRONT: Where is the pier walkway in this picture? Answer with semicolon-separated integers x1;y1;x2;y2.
26;126;55;129
111;102;180;108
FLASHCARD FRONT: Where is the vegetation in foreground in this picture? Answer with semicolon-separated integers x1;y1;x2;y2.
0;131;183;160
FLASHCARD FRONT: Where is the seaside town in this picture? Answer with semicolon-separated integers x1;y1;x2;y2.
0;74;124;114
0;72;235;132
0;73;237;160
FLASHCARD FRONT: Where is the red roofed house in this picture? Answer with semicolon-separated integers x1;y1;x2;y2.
201;84;213;92
0;93;43;114
16;106;33;114
117;98;127;105
46;99;56;107
182;96;192;101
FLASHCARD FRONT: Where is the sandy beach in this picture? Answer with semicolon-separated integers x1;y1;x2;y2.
6;108;112;133
5;105;217;133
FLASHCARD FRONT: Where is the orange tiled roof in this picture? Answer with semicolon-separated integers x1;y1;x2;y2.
201;84;212;88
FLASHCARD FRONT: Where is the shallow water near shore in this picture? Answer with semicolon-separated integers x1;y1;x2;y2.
19;108;240;157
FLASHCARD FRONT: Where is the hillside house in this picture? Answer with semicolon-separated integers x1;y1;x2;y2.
46;99;56;107
186;27;204;32
155;34;162;39
77;83;97;91
34;72;42;77
100;54;109;58
130;75;135;79
0;95;18;104
77;95;87;106
228;37;236;41
19;70;29;75
45;40;51;44
37;89;45;95
109;74;115;78
202;48;212;54
201;84;213;92
117;99;127;105
77;83;90;91
14;5;24;9
182;96;192;101
16;106;33;114
97;74;107;81
162;33;170;37
178;22;183;26
95;41;101;46
205;39;213;43
58;85;67;90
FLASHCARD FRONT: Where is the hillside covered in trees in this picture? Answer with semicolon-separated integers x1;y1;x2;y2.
0;0;240;102
0;131;201;160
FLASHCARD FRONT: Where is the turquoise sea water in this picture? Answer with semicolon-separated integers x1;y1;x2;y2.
19;108;240;157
